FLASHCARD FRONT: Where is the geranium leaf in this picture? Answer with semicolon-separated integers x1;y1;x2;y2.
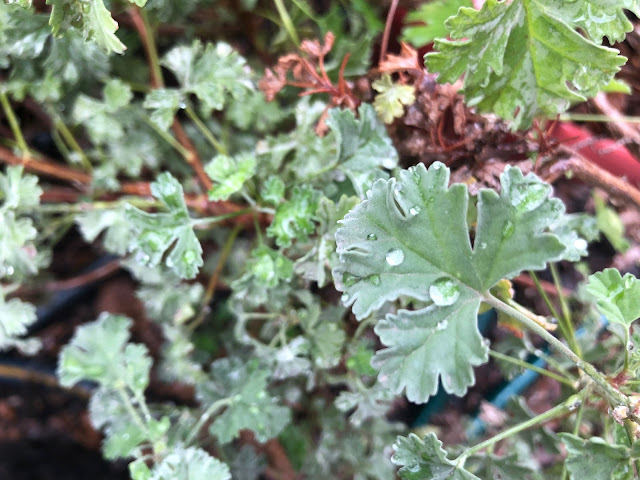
586;269;640;331
425;0;628;129
559;433;631;480
392;433;480;480
334;162;568;402
149;447;231;480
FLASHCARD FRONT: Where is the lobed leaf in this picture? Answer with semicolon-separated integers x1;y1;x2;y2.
559;433;631;480
125;172;203;279
586;269;640;329
402;0;469;47
267;185;319;247
372;74;416;124
205;152;256;201
0;286;38;352
392;433;479;479
425;0;629;129
334;162;571;402
149;447;231;480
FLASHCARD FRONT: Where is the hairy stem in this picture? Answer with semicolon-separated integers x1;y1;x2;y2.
483;292;628;408
184;106;227;155
549;263;581;357
52;117;92;172
488;350;575;387
185;397;233;446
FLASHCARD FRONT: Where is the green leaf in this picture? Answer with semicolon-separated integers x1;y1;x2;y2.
150;447;230;480
464;453;537;480
76;205;132;255
594;193;629;253
372;74;416;124
335;380;393;426
197;358;290;444
58;313;151;392
267;185;319;247
586;269;640;330
205;152;256;201
392;433;480;479
4;0;33;7
559;433;631;480
0;286;38;352
0;165;41;209
47;0;126;54
403;0;469;47
260;176;285;206
425;0;627;129
89;389;148;459
125;173;203;279
326;103;398;197
161;40;253;113
0;211;39;279
143;89;183;131
550;213;599;262
334;162;567;402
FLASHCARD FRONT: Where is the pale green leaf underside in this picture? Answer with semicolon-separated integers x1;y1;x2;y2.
334;162;566;402
150;447;231;480
425;0;628;129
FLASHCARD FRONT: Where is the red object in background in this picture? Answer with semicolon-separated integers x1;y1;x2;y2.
550;122;640;187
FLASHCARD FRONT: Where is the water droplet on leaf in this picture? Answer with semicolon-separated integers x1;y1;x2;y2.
385;248;404;266
368;274;381;286
409;206;421;216
573;238;588;252
435;320;448;331
341;293;349;302
429;277;460;306
367;233;377;241
625;275;635;289
502;219;515;238
510;182;549;214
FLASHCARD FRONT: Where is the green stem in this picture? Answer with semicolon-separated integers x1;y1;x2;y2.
483;292;627;407
116;387;151;436
458;392;585;463
53;117;92;172
273;0;300;45
528;271;562;325
23;198;159;214
561;399;585;480
191;208;253;227
132;389;153;423
184;106;227;155
143;115;192;160
139;8;164;87
185;398;233;446
489;350;575;388
550;263;581;357
0;91;30;157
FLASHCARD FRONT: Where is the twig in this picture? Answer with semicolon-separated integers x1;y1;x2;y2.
0;145;91;184
0;91;30;157
592;92;640;159
44;258;122;292
379;0;400;65
541;145;640;209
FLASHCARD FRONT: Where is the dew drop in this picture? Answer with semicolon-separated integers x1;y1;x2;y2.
368;274;381;286
385;248;405;266
179;101;187;109
432;162;442;170
5;266;14;276
573;238;588;252
341;293;349;302
479;242;487;250
502;219;515;239
343;273;360;287
367;233;377;241
409;206;421;216
510;182;550;214
393;183;404;196
625;275;635;289
429;277;460;306
410;166;422;184
435;320;448;331
183;250;197;263
382;157;396;170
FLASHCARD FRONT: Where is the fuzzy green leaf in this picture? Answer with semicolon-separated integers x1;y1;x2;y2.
260;176;285;206
586;269;640;329
125;173;203;279
58;313;151;392
403;0;469;47
47;0;125;54
560;433;631;480
267;185;319;247
197;358;291;444
143;89;183;131
335;162;567;402
0;287;38;352
76;205;132;255
425;0;628;129
161;40;253;113
594;193;630;253
372;74;416;124
326;103;398;196
205;152;256;201
150;447;230;480
0;211;39;279
0;166;42;209
392;433;480;480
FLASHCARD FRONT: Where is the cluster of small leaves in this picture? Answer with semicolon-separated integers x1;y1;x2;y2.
425;0;640;129
0;167;43;352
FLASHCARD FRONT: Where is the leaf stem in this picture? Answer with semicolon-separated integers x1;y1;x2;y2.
191;208;253;227
558;113;640;124
0;91;30;157
273;0;300;45
458;392;585;463
116;386;151;437
528;271;562;325
488;350;575;388
483;292;627;407
185;397;233;446
184;106;227;155
143;115;192;160
549;263;581;357
52;116;92;172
